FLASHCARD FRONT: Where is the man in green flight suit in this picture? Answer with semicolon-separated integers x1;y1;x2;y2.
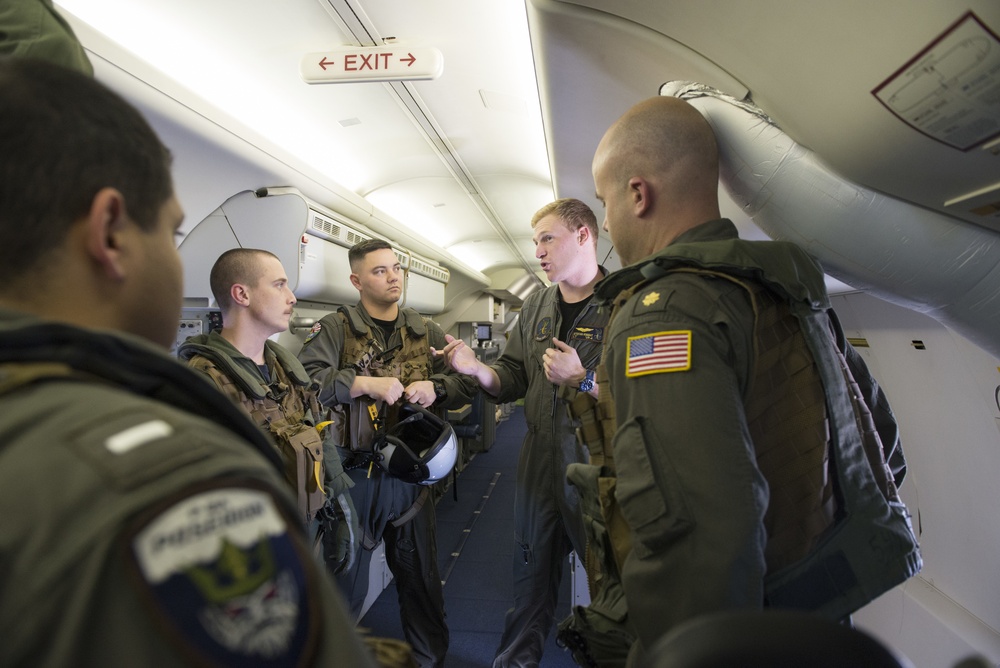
178;248;360;574
588;96;921;662
0;58;375;667
436;198;611;667
298;238;477;668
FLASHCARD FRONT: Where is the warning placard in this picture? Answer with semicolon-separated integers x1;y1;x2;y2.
873;12;1000;151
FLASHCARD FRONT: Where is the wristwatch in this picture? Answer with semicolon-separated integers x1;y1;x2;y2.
432;379;448;402
578;369;596;393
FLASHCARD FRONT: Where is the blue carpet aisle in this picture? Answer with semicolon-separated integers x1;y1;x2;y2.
359;406;579;667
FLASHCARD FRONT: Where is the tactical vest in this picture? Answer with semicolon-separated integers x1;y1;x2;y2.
330;305;433;453
185;341;326;526
577;266;919;625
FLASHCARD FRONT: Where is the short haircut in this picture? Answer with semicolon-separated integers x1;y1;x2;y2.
348;238;394;272
210;248;279;312
0;58;173;284
531;198;599;246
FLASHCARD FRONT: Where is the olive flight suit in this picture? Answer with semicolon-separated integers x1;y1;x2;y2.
593;219;920;658
0;308;375;668
298;303;475;668
488;280;610;668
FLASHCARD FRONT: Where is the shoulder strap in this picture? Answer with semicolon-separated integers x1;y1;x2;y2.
185;344;268;401
336;309;377;374
338;305;370;338
187;355;257;415
265;340;313;388
399;307;428;337
0;361;78;397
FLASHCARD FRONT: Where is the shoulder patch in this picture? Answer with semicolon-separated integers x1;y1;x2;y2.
126;484;319;666
303;322;322;345
626;330;692;377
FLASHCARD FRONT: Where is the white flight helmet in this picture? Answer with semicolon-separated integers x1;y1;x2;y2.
373;403;458;485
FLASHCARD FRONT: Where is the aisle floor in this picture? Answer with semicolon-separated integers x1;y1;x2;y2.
359;406;579;667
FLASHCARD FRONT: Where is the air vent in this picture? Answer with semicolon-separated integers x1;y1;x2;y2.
409;256;450;283
393;248;410;269
309;211;342;242
345;229;370;246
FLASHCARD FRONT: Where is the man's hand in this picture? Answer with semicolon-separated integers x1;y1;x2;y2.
431;334;481;375
432;333;502;396
354;376;405;404
404;380;436;407
543;338;586;387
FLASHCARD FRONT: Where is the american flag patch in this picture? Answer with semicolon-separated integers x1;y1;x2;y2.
626;331;691;377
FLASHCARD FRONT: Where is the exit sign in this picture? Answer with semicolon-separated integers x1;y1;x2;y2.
301;46;444;83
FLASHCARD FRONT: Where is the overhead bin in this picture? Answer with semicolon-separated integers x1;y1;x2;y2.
178;188;450;314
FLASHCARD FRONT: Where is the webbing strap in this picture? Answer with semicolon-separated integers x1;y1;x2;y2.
391;486;430;528
358;486;431;551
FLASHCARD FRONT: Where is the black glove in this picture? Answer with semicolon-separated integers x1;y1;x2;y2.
320;492;359;574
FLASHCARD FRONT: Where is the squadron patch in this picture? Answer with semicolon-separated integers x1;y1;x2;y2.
127;486;316;666
569;326;604;343
304;322;322;344
626;330;692;377
535;317;553;341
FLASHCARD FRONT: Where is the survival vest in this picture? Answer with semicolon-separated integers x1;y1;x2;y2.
328;305;434;453
576;265;920;630
181;337;326;526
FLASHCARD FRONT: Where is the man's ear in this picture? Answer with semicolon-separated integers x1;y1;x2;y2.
84;188;129;281
577;225;591;247
349;273;362;291
630;177;653;217
230;283;251;307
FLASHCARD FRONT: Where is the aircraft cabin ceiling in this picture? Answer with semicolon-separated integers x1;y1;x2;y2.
58;0;555;285
58;0;999;339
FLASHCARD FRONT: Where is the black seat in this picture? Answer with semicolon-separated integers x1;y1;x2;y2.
644;609;914;668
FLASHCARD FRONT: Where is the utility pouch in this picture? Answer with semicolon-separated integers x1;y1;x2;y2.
269;418;326;523
348;397;386;453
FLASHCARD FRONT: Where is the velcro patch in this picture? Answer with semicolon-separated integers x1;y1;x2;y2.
128;486;317;666
304;322;322;344
535;316;553;341
570;326;604;342
626;330;692;377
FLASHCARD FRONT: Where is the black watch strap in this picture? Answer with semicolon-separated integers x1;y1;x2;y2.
432;379;448;400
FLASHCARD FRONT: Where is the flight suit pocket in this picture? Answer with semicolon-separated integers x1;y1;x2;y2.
613;416;692;560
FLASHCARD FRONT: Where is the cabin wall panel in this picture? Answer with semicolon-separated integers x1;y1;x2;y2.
832;292;1000;665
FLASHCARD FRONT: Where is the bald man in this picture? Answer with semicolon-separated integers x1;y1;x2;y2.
585;96;920;659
